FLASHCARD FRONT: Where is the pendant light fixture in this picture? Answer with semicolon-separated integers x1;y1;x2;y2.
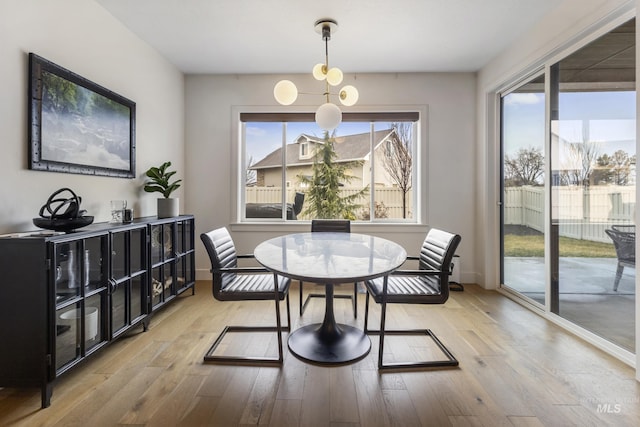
274;18;359;131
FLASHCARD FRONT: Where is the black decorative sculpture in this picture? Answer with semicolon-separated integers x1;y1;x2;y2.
33;188;94;232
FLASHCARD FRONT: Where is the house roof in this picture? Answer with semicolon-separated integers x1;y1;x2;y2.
250;129;395;169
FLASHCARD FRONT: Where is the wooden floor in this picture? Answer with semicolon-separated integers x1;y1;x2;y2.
1;281;638;426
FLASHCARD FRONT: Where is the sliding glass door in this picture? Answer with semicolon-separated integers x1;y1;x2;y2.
501;18;636;352
549;19;636;352
501;74;546;306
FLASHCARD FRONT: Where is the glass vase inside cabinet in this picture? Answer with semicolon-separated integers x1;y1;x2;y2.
54;236;106;305
54;241;82;303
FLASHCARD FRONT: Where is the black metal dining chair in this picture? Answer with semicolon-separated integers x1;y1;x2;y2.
200;227;291;365
299;219;359;318
364;228;461;370
605;224;635;291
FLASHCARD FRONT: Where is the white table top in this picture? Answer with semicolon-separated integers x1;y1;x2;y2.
254;232;407;283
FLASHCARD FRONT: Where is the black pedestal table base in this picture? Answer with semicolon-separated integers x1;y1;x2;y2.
288;283;371;365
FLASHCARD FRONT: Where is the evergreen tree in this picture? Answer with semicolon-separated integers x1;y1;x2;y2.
299;131;369;219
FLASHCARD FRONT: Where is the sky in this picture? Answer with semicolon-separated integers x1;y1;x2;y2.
503;90;636;157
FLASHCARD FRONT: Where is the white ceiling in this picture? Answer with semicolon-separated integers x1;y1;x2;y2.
95;0;560;75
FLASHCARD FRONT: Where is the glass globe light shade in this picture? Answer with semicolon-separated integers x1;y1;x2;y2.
312;63;327;80
326;67;343;86
273;80;298;105
315;102;342;131
339;85;359;106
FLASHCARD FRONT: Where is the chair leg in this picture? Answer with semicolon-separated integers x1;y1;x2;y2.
352;282;358;318
364;294;458;370
204;293;291;366
300;281;326;315
301;281;357;318
299;280;304;315
613;263;624;291
364;291;371;333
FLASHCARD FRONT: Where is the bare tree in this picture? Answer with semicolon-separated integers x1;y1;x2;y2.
381;122;413;218
245;156;257;187
560;139;600;186
504;147;544;186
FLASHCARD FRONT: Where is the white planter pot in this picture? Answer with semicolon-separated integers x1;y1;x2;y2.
157;198;179;218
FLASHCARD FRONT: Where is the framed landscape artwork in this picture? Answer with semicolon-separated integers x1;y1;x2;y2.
28;53;136;178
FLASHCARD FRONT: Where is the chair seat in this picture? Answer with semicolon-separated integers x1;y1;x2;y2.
217;273;290;301
365;275;446;304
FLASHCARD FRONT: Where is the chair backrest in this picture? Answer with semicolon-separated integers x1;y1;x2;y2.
311;219;351;233
419;228;462;294
292;192;305;216
605;228;635;265
200;227;238;294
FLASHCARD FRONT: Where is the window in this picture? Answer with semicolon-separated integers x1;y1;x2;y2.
241;111;420;222
300;142;310;158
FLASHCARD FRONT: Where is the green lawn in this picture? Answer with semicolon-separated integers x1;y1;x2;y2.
504;234;616;257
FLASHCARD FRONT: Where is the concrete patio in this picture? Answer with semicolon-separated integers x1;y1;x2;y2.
504;257;635;352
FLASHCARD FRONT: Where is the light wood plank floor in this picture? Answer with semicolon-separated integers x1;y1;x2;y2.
1;281;638;426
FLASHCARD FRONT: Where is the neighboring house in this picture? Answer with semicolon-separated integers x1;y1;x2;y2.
249;129;401;188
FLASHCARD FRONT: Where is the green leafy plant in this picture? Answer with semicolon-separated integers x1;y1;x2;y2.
143;161;182;198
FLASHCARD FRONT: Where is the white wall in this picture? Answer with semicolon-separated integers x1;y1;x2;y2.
477;0;637;376
185;73;477;281
0;0;185;234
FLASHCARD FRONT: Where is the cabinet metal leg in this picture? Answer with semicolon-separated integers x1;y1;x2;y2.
41;382;53;408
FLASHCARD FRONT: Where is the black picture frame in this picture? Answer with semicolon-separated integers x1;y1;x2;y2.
28;53;136;178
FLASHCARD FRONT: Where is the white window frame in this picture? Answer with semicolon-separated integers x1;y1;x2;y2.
231;105;429;228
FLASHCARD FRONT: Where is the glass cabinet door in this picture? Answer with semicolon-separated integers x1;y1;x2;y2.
175;220;195;293
110;231;127;334
129;228;147;323
54;235;107;372
110;227;148;337
151;223;175;265
150;222;176;308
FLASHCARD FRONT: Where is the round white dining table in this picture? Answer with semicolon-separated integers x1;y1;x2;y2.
254;232;407;365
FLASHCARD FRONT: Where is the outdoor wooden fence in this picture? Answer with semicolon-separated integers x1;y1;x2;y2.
504;185;635;243
245;187;413;220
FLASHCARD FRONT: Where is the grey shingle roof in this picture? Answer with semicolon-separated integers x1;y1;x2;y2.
250;129;394;169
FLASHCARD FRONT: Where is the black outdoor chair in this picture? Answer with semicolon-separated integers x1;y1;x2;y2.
604;224;635;291
200;227;291;365
299;219;359;318
364;228;462;370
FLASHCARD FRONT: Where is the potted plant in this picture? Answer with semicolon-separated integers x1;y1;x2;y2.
144;161;182;218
